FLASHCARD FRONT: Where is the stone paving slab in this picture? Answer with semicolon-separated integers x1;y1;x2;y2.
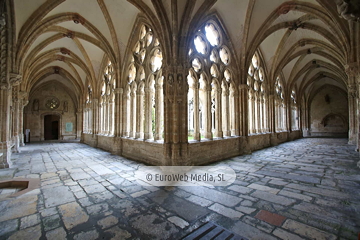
0;138;359;239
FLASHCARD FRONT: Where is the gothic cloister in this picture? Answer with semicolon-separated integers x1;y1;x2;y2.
0;0;360;239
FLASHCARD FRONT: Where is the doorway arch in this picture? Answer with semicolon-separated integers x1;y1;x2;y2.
40;113;62;140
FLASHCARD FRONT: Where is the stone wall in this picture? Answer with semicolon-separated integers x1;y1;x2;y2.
82;132;302;166
309;86;348;137
24;83;77;141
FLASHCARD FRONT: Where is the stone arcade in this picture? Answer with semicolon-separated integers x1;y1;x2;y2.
0;0;360;239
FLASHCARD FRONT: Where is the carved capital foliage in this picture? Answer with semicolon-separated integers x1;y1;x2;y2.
9;73;22;87
348;84;358;98
239;84;248;90
335;0;360;22
345;63;360;78
114;88;123;94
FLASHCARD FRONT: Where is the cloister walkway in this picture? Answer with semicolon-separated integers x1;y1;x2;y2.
0;138;359;239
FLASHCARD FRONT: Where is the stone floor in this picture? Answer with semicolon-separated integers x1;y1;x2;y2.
0;138;359;240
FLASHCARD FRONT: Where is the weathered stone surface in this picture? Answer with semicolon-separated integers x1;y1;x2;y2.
168;216;189;229
130;190;150;198
86;203;109;215
282;219;337;240
20;213;40;229
43;185;75;207
4;138;360;240
88;164;114;176
131;213;178;240
42;214;61;231
235;205;256;214
0;195;38;222
251;190;297;206
179;186;242;207
83;184;107;194
0;219;18;236
255;210;286;226
97;215;118;229
8;224;42;240
228;184;253;194
231;221;278;240
148;192;208;222
73;229;99;240
247;183;280;194
287;183;350;200
209;203;243;219
186;195;213;207
105;226;131;240
278;189;312;202
273;228;305;240
58;202;89;230
45;227;67;240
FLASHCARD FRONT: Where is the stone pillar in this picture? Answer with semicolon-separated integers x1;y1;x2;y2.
76;110;82;139
143;87;151;140
348;84;357;144
92;98;99;135
130;91;136;138
222;88;230;136
238;84;248;136
268;94;276;133
345;63;359;144
204;87;213;139
163;66;190;165
193;82;200;140
154;83;161;140
135;89;144;139
214;89;222;138
0;86;12;168
19;92;28;146
114;88;123;137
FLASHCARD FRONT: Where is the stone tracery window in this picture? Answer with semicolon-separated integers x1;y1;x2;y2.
84;85;93;133
275;76;286;131
291;88;299;130
99;61;115;136
188;21;235;140
124;24;164;140
247;51;268;135
45;97;60;110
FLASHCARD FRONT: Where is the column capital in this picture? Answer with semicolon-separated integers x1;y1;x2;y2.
10;73;22;86
348;83;358;98
239;84;248;90
114;88;123;94
345;63;359;78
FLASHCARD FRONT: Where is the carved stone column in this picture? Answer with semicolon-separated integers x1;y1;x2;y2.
347;81;358;145
204;87;213;139
193;82;200;140
163;66;190;166
154;83;162;140
19;91;28;146
129;92;136;138
143;87;151;140
239;84;248;136
92;98;99;135
222;88;230;136
114;88;123;137
268;94;276;133
214;89;222;138
76;109;82;139
135;89;144;139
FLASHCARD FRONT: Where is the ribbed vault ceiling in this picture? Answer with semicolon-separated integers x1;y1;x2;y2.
13;0;354;104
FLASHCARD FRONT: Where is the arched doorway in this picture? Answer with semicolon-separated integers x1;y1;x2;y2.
44;115;60;140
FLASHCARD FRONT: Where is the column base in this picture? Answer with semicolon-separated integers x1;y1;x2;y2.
0;141;12;169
